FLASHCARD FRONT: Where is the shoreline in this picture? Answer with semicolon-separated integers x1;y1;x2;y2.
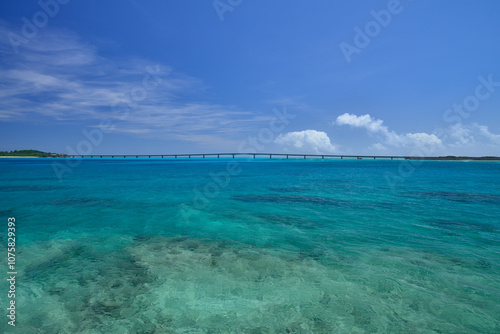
0;156;42;158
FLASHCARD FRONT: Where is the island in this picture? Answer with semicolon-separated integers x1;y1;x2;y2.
0;150;68;158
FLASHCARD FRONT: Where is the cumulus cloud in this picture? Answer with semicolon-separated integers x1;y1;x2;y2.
445;123;500;149
447;123;475;147
335;113;443;150
274;130;337;154
477;125;500;145
405;132;442;146
336;113;387;133
335;113;500;155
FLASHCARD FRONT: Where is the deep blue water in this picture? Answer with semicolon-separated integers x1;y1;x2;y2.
1;158;499;333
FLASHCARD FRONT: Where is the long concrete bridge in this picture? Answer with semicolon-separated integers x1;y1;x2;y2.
65;153;406;159
63;153;500;160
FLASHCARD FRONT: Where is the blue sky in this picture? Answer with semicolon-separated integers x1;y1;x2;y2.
1;0;500;156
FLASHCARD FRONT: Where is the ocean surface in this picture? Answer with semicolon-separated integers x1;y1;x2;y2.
0;158;499;333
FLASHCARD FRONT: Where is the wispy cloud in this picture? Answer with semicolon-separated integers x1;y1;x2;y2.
0;24;270;147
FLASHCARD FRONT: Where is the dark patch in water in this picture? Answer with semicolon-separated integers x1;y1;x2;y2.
0;185;69;192
8;176;61;181
429;219;496;233
233;194;349;206
257;213;318;229
0;209;15;217
319;292;331;305
475;259;491;269
269;180;352;193
25;245;90;279
48;287;65;296
208;243;228;258
133;234;153;242
181;239;201;251
25;241;154;331
234;194;396;212
407;191;500;204
268;186;310;193
50;197;114;207
298;248;325;260
320;179;353;189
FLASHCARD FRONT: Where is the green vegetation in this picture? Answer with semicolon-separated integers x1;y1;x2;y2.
0;150;67;157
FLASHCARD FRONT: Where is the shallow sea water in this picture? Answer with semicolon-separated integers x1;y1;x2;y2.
0;158;499;333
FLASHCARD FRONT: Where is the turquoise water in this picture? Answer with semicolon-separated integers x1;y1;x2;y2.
1;158;499;333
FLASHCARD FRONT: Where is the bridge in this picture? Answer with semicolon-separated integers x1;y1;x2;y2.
64;153;408;159
62;153;500;160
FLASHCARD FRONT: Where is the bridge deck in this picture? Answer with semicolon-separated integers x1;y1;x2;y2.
59;153;500;160
63;153;407;159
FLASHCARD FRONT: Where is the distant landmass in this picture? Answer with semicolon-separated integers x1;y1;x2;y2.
0;150;68;157
408;156;500;161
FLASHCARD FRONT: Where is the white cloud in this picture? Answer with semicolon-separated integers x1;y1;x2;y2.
335;113;500;155
447;123;475;147
336;113;387;133
335;113;443;150
274;130;337;154
369;143;388;152
444;123;500;150
405;133;442;147
477;125;500;145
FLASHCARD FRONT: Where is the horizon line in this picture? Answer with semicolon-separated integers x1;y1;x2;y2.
12;152;500;161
